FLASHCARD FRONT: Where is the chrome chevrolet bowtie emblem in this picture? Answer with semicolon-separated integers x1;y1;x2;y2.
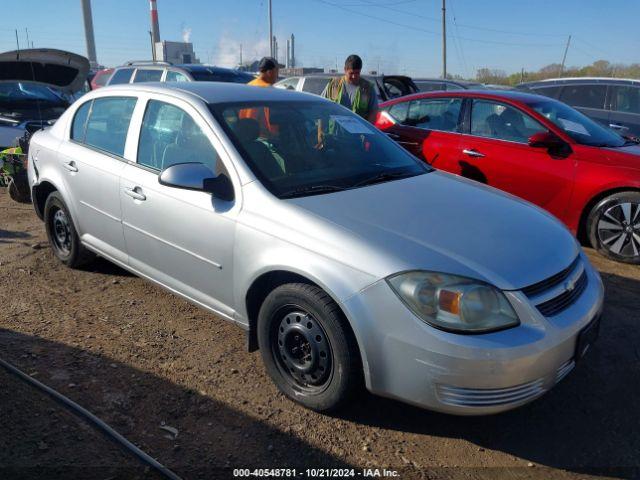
565;276;577;292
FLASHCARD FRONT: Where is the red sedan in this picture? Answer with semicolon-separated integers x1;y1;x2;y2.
376;90;640;264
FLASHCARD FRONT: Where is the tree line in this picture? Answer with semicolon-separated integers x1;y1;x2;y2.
469;60;640;86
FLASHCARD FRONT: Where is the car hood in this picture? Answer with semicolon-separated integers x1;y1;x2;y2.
287;172;579;291
0;49;90;93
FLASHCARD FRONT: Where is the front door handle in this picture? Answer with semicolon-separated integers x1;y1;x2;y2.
124;187;146;201
609;123;629;131
462;148;485;158
386;133;401;139
62;161;78;172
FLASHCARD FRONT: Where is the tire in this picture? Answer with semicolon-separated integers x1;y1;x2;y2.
587;191;640;264
257;283;361;412
44;191;95;268
7;178;31;203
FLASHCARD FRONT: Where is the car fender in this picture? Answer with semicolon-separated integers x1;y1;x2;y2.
233;221;379;384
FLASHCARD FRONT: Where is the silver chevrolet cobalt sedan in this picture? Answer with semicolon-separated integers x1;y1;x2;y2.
27;82;604;415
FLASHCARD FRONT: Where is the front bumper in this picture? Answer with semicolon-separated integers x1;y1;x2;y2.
342;254;604;415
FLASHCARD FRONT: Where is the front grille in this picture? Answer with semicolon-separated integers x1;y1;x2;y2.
521;256;588;317
437;379;545;407
535;270;588;317
522;257;579;297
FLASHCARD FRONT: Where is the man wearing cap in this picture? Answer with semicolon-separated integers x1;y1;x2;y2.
248;57;279;87
322;54;378;123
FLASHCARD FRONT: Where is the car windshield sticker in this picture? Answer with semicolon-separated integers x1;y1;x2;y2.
558;118;590;136
330;115;374;134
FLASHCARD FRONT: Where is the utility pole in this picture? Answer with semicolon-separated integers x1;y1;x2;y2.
80;0;98;68
240;43;243;67
559;35;571;76
442;0;447;79
268;0;273;57
520;67;525;83
15;29;20;51
25;28;30;49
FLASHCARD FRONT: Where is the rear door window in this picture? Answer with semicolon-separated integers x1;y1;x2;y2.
406;98;463;132
470;100;545;143
137;100;221;173
133;69;164;83
109;68;134;85
613;86;640;114
84;97;137;156
560;85;607;109
71;100;92;142
302;77;331;95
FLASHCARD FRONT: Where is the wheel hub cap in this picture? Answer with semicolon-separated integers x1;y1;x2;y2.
597;201;640;258
276;311;331;387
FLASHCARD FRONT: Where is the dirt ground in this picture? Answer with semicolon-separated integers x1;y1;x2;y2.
1;188;639;480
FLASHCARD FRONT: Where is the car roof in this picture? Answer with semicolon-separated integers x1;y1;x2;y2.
519;77;640;87
381;88;551;105
99;81;326;104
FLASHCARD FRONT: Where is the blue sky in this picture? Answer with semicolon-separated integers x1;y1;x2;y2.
2;0;638;78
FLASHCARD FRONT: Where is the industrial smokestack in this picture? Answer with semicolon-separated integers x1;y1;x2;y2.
80;0;98;68
286;39;290;68
290;33;295;68
149;0;161;44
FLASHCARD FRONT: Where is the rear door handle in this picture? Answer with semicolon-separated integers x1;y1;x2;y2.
124;187;146;201
462;148;485;158
386;133;401;139
609;123;629;131
62;161;78;172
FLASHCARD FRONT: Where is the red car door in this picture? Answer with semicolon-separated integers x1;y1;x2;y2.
451;98;576;221
378;97;463;166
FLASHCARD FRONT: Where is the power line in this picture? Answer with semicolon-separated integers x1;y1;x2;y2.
310;0;563;47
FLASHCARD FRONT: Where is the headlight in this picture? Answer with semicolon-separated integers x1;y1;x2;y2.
387;271;519;333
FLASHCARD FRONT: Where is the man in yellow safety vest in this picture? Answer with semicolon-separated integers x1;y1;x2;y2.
321;54;378;123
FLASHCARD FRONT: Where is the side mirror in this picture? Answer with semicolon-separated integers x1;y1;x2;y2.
159;162;234;201
528;131;565;149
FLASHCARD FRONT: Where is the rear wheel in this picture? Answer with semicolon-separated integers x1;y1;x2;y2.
44;191;94;268
257;283;361;412
587;191;640;264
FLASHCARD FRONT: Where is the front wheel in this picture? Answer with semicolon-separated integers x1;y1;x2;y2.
257;283;361;412
587;191;640;264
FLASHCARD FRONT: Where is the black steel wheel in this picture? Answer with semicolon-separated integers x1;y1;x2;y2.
258;283;361;412
588;191;640;264
44;191;94;268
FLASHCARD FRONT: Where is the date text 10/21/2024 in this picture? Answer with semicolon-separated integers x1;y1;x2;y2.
233;468;401;478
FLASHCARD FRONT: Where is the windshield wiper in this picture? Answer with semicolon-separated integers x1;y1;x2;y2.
351;170;419;189
280;184;347;199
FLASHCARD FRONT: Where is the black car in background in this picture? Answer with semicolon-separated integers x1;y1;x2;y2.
413;78;485;92
517;77;640;138
275;74;418;101
106;62;255;86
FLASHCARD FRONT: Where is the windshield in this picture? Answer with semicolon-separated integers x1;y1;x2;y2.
528;99;625;148
0;82;66;105
210;100;429;198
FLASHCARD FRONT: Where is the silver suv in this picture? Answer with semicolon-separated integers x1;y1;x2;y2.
106;61;254;86
27;82;604;414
